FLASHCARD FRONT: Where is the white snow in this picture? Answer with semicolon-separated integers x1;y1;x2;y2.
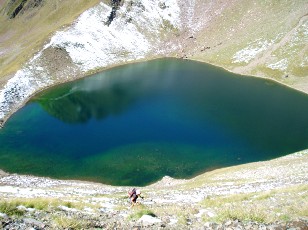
0;0;182;121
233;39;273;63
44;0;181;72
300;56;308;67
290;19;308;45
0;65;52;118
267;59;288;71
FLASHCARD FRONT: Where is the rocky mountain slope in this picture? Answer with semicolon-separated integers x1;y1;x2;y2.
0;1;307;229
0;151;307;229
0;0;307;126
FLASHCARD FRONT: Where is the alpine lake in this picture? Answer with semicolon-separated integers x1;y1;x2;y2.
1;59;308;186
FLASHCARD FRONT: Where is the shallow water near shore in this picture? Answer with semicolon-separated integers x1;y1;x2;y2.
1;59;308;186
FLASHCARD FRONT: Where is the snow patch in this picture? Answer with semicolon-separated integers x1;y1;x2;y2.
0;0;182;121
267;59;288;71
0;62;52;119
300;56;308;67
44;0;181;72
290;19;308;45
233;39;273;63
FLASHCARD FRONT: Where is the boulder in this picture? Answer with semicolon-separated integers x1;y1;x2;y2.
138;215;162;226
23;218;45;228
0;213;8;219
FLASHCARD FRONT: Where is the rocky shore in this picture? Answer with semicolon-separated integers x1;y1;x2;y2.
0;150;307;229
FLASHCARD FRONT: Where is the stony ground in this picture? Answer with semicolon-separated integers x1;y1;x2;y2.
0;150;307;229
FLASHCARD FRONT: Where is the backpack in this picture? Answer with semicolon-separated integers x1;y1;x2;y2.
128;188;136;197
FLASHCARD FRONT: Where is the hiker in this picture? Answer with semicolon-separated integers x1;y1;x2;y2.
128;188;143;207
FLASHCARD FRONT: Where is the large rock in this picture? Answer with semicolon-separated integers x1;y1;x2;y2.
138;215;162;226
0;212;8;219
0;170;8;177
23;218;45;229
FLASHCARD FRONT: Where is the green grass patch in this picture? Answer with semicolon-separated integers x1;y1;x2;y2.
202;193;251;208
0;198;61;213
52;215;89;229
0;200;25;217
0;197;90;215
200;184;308;223
59;200;91;210
217;205;268;223
128;205;156;220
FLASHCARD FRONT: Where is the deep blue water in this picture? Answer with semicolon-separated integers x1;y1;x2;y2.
0;59;308;185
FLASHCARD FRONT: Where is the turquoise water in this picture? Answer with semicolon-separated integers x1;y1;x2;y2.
1;59;308;185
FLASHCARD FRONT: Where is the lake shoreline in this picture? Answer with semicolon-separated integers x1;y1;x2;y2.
0;150;307;229
1;150;307;188
1;56;307;130
2;58;307;186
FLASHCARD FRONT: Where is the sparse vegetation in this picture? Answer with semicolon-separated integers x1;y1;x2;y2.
0;0;307;228
52;215;89;229
0;0;100;77
0;200;25;217
128;205;156;220
200;184;308;223
216;205;269;223
0;152;306;229
202;193;251;208
0;197;90;215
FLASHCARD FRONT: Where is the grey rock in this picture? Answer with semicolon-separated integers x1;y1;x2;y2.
23;218;45;228
17;205;27;211
204;222;215;228
0;213;8;219
267;224;282;230
225;220;233;226
158;2;167;9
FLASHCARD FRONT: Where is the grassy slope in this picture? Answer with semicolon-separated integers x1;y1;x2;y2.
189;0;308;92
0;0;307;92
146;152;308;224
0;152;306;228
0;0;100;80
0;1;307;227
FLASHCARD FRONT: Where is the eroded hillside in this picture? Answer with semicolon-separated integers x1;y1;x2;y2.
0;0;307;126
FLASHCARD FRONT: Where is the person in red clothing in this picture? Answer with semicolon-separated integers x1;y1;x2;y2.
128;188;143;207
